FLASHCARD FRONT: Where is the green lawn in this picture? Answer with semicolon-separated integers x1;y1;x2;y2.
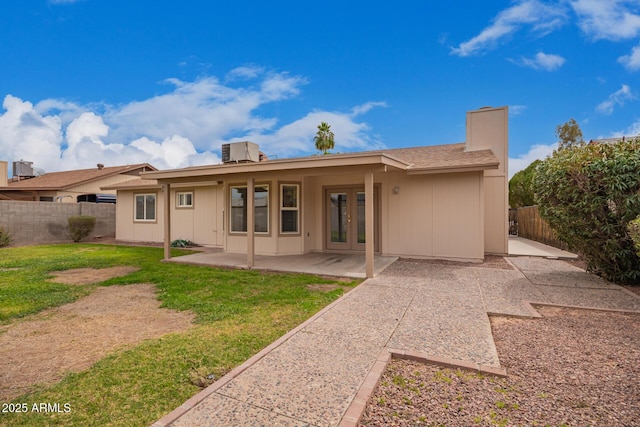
0;244;357;426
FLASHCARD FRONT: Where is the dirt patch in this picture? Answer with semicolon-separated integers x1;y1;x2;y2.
0;284;194;400
48;266;140;285
306;283;352;293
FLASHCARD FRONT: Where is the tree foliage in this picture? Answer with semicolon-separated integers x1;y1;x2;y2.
555;118;585;151
629;216;640;258
68;215;96;242
509;159;541;208
314;122;335;155
533;139;640;284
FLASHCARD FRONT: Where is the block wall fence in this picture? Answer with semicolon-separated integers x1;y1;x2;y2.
0;200;115;246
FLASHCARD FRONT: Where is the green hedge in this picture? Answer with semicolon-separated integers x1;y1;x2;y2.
534;139;640;284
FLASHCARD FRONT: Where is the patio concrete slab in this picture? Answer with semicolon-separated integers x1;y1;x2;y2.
155;255;640;427
533;285;640;311
218;331;381;426
386;287;500;367
170;393;310;427
509;235;578;259
168;251;398;279
302;284;416;346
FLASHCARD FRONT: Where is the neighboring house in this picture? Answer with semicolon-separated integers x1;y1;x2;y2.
588;135;639;145
105;106;509;276
0;163;157;202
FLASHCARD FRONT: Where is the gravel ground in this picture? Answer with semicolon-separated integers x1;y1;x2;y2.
360;305;640;427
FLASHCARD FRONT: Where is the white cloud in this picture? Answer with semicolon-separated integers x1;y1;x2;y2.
508;143;556;179
451;0;566;56
0;69;385;173
0;95;63;173
608;118;640;138
570;0;640;41
619;44;640;70
49;0;86;4
509;105;528;116
518;52;566;71
350;101;387;117
596;84;635;114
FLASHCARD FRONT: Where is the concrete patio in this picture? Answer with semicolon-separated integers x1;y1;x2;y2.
153;251;640;427
167;250;399;279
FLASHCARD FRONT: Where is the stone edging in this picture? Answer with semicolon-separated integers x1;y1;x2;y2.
337;349;508;427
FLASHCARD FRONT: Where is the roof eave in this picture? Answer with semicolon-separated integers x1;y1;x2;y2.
406;162;500;175
143;154;410;180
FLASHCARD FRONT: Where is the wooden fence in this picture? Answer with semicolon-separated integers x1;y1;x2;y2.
513;205;570;251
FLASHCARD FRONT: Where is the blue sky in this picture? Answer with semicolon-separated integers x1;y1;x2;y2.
1;0;639;178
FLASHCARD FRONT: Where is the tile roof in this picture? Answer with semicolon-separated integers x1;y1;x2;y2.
2;164;156;190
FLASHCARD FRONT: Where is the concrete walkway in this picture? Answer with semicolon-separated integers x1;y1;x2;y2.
508;235;577;259
153;256;640;427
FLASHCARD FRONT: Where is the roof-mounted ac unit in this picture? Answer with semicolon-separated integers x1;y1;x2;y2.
222;142;259;164
13;160;34;178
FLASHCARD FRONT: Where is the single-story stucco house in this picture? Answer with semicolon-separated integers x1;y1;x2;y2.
0;162;156;202
103;106;508;277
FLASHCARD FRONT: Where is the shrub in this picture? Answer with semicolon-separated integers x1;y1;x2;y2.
68;215;96;242
0;226;13;247
171;239;196;248
534;139;640;285
629;216;640;258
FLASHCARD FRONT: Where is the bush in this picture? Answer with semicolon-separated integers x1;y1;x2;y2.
171;239;196;248
629;216;640;257
0;226;13;247
68;215;96;242
534;139;640;285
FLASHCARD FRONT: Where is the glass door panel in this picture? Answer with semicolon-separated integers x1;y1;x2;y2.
356;192;366;244
330;192;348;244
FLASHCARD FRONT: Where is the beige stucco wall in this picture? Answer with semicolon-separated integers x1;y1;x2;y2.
115;169;486;262
53;174;146;202
382;171;484;261
116;186;223;245
0;161;7;187
466;106;508;255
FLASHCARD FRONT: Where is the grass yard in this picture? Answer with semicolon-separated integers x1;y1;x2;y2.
0;244;357;426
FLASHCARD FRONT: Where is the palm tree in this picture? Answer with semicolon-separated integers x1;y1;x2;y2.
314;122;335;155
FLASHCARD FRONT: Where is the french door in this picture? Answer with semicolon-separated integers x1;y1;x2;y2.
325;187;379;251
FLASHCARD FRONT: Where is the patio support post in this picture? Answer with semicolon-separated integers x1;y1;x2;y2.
247;178;255;268
163;183;171;260
365;171;374;278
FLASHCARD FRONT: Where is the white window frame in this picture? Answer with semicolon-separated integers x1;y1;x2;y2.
229;184;270;234
176;191;193;208
134;193;156;222
280;183;300;234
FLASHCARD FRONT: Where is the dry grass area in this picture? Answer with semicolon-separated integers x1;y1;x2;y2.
0;268;194;401
361;306;640;426
48;266;140;285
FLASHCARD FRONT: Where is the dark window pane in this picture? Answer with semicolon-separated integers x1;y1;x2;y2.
146;195;156;220
281;210;298;233
135;196;144;220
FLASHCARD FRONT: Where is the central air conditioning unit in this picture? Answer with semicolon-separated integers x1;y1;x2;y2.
221;141;259;164
13;160;35;178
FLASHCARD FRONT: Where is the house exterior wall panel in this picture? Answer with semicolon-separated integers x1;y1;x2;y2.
432;172;483;260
